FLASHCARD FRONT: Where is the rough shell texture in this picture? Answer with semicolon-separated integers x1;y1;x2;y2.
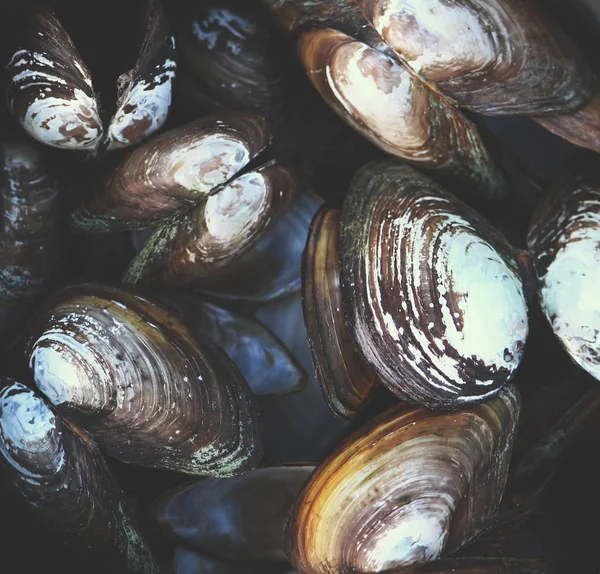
27;283;263;477
302;206;377;418
297;28;508;203
528;166;600;382
340;161;528;410
286;387;520;573
106;0;177;150
5;5;103;149
357;0;594;114
154;466;314;561
0;381;158;573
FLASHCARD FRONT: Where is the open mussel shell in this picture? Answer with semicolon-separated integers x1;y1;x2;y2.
297;27;508;203
302;206;377;418
0;139;63;343
527;165;600;382
156;295;305;396
176;0;281;112
6;0;175;152
357;0;593;115
154;466;314;562
340;161;528;410
0;380;158;573
381;558;548;573
71;112;270;231
286;387;520;573
26;283;262;477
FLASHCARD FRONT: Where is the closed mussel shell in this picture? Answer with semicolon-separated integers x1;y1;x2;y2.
0;380;158;573
302;206;377;418
528;163;600;382
0;139;63;344
286;387;520;573
176;0;281;112
340;161;528;410
154;466;314;562
26;283;262;477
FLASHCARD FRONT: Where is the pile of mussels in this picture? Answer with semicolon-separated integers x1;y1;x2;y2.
2;0;600;572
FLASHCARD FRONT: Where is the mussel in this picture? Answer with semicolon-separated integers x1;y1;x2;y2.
528;161;600;382
153;466;314;562
302;206;377;418
5;0;175;152
0;139;62;344
286;387;520;572
340;161;528;410
0;380;158;573
27;283;262;477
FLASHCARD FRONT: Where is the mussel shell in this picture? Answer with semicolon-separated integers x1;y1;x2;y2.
255;292;349;464
154;293;306;396
340;161;528;410
0;140;62;343
297;28;508;203
176;0;280;111
154;466;314;562
5;5;102;150
527;166;600;382
357;0;594;115
302;206;377;418
71;112;271;231
173;546;247;574
27;283;262;477
106;0;176;150
533;88;600;154
381;558;548;573
286;387;520;572
0;381;158;573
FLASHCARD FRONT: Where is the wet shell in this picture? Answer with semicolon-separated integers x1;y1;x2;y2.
71;112;271;231
302;206;377;418
27;283;262;477
154;466;314;562
0;381;158;573
177;0;281;111
528;166;600;382
340;161;528;410
357;0;594;114
5;5;103;150
106;0;177;150
297;28;508;203
5;1;176;152
381;558;548;573
286;387;520;573
154;293;306;396
0;139;62;343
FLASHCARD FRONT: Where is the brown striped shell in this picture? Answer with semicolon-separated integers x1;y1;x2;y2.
0;381;158;573
528;164;600;383
286;387;520;573
26;283;263;477
5;1;176;152
357;0;594;115
340;161;528;410
302;206;377;418
297;27;508;203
